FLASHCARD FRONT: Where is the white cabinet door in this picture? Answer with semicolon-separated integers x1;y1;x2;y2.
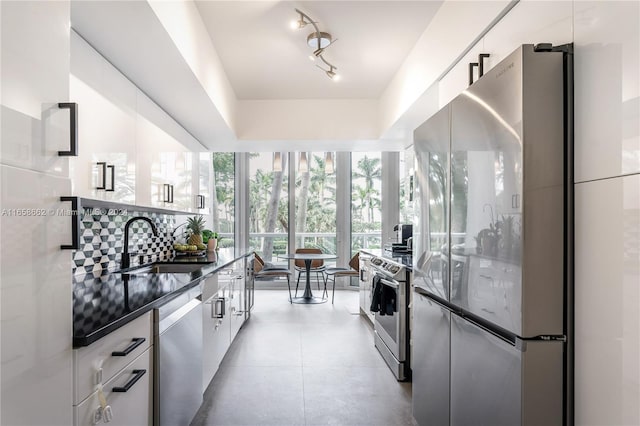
1;166;73;425
74;348;152;426
229;260;245;342
69;32;136;203
1;0;71;176
136;92;193;212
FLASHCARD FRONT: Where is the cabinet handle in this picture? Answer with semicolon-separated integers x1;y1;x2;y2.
213;298;225;318
106;165;115;192
96;162;107;190
60;196;80;250
163;184;174;203
468;62;479;86
57;102;78;156
478;53;490;77
112;369;146;393
111;337;145;356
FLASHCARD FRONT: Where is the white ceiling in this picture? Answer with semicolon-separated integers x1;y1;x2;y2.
195;1;443;100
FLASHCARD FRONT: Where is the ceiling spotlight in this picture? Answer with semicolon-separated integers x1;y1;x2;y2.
292;8;340;80
291;11;312;30
316;55;339;81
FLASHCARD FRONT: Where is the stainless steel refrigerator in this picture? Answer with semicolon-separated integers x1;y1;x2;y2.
412;44;572;426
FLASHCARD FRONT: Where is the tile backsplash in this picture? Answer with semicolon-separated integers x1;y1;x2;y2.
73;208;176;275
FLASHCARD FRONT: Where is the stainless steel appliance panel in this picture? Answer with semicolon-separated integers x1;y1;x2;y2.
373;276;406;362
450;313;521;426
157;299;203;426
450;314;563;426
413;104;450;301
412;290;450;426
449;45;565;337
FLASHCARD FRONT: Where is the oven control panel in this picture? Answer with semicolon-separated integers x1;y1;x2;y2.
370;256;407;281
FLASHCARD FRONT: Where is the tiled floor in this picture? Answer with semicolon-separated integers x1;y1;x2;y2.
191;289;413;426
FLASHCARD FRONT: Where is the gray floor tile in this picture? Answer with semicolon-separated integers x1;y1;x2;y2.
193;366;305;426
192;290;412;426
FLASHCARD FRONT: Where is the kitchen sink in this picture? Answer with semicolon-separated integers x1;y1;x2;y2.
123;263;205;275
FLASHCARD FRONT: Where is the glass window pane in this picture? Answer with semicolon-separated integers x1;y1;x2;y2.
249;152;289;262
212;153;235;248
294;152;337;260
351;152;382;254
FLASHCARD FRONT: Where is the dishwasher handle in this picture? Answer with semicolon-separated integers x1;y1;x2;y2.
158;298;202;335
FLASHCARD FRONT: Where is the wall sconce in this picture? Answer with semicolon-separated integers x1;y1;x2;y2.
324;152;334;174
298;152;309;173
273;152;283;172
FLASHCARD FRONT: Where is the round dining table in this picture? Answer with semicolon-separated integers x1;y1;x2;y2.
279;253;337;304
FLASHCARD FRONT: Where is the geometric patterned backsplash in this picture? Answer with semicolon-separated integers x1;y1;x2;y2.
73;208;177;275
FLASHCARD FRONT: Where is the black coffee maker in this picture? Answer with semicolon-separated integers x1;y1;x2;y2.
394;224;413;247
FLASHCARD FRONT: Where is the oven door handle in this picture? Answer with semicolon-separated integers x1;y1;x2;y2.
379;277;400;289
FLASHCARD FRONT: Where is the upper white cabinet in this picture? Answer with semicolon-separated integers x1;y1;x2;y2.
1;0;71;176
574;1;640;181
69;32;207;212
136;91;199;212
70;32;136;203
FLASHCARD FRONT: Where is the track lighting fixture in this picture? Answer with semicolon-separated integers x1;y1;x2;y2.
292;8;339;81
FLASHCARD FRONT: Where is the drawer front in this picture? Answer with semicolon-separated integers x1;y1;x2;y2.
74;348;152;426
74;312;152;404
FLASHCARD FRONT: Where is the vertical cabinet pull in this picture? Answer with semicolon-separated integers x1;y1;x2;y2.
163;184;174;203
60;196;80;250
96;163;115;191
468;62;479;86
112;369;146;393
478;53;490;77
96;162;107;190
57;102;78;156
106;165;115;192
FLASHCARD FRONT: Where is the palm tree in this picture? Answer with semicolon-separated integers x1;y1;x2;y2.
263;155;287;260
353;155;382;223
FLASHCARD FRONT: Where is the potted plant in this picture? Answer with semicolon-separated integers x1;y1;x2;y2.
202;229;219;252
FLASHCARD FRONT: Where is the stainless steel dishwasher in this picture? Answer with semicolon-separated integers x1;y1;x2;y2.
154;286;203;426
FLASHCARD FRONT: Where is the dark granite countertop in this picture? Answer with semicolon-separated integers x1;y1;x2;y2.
73;248;252;348
360;249;414;270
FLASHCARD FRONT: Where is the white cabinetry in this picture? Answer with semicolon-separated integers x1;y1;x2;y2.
202;274;231;393
202;259;247;393
359;252;374;323
229;258;246;341
70;31;136;203
69;31;208;212
74;348;152;426
73;312;153;426
1;1;73;425
136;91;203;212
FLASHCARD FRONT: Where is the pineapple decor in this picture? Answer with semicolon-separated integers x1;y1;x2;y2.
186;215;207;250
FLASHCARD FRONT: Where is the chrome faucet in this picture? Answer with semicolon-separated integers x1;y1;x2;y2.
121;216;159;270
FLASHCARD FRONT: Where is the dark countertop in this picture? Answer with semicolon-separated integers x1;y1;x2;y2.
360;248;414;270
73;248;252;348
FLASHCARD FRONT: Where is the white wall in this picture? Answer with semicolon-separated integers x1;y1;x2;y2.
429;1;639;423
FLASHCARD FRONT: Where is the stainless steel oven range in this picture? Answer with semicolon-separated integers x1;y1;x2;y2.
370;255;411;381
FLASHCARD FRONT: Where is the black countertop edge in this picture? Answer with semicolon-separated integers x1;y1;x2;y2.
73;250;254;348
